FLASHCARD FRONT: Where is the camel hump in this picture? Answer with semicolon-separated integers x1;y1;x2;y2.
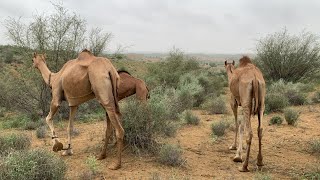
239;56;252;67
78;49;94;61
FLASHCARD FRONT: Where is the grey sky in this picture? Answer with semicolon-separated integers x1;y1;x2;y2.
0;0;319;53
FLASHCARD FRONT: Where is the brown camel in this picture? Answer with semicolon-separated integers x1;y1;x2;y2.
224;56;266;172
32;50;124;170
117;70;150;102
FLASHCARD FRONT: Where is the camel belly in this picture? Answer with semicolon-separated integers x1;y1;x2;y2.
61;64;94;106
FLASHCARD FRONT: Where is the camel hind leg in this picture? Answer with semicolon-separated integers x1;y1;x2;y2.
97;113;114;160
89;73;124;170
229;98;238;150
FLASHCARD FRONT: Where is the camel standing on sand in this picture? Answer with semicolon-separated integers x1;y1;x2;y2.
32;50;124;170
224;56;266;172
117;70;150;102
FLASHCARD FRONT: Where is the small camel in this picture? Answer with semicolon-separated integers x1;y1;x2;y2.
32;50;124;170
117;70;150;102
224;56;266;172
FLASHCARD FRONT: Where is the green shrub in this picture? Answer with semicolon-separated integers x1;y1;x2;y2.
285;89;306;105
302;166;320;180
0;133;31;156
284;108;300;125
85;155;100;175
269;116;283;125
311;91;320;104
158;144;185;167
255;29;320;82
0;149;66;180
211;120;230;137
36;126;47;139
265;93;289;112
202;96;227;114
310;139;320;153
254;172;272;180
180;110;200;125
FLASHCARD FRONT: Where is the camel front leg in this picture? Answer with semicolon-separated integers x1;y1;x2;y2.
233;117;244;162
62;106;77;156
239;108;252;172
46;102;63;152
229;98;238;150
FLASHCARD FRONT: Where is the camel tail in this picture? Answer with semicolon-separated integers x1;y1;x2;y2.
253;77;260;115
109;70;120;114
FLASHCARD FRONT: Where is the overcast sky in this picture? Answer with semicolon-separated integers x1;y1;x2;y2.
0;0;319;54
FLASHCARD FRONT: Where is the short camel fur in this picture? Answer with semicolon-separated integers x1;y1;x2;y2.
224;56;266;172
32;50;124;170
117;70;150;102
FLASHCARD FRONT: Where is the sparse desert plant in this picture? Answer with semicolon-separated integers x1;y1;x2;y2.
285;89;306;105
202;95;227;114
254;172;272;180
211;120;230;137
302;165;320;180
85;155;100;175
310;139;320;153
36;126;47;139
311;91;320;104
269;116;283;125
0;133;31;156
0;149;66;180
180;110;200;125
265;93;289;112
158;144;185;167
284;108;300;125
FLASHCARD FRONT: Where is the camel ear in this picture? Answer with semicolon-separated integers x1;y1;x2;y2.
33;52;37;58
224;60;227;66
232;60;235;66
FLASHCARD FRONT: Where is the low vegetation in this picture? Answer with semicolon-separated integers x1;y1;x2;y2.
284;108;300;125
211;120;230;137
269;116;283;125
310;139;320;154
0;149;66;180
180;110;200;125
202;95;227;114
157;144;185;167
0;133;31;156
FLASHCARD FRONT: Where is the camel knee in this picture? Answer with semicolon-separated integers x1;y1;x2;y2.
246;132;253;144
115;127;124;140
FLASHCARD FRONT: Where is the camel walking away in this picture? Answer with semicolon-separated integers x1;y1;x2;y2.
224;56;266;172
32;49;124;170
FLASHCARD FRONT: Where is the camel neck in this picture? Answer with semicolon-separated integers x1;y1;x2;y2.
226;69;233;85
37;62;53;86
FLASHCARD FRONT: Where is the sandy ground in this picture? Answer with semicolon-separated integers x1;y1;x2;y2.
3;103;320;179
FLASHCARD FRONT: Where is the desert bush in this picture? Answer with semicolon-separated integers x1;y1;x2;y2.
0;133;31;156
36;126;47;139
310;139;320;153
254;172;272;180
269;116;283;125
147;48;199;88
302;166;320;180
85;155;100;175
180;110;200;125
0;149;66;180
157;144;185;167
202;95;227;114
265;93;289;113
122;98;171;153
255;29;320;82
284;108;300;125
285;89;306;105
211;120;230;137
311;91;320;104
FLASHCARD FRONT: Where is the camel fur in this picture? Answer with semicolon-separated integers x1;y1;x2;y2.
32;49;124;170
224;56;266;172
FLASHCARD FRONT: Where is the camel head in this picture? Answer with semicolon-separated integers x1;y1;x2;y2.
224;60;235;73
32;52;47;69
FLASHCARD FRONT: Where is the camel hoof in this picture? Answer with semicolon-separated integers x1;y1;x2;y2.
239;166;249;172
229;145;237;150
62;148;73;156
52;142;63;152
97;154;106;160
233;156;243;162
108;162;121;170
